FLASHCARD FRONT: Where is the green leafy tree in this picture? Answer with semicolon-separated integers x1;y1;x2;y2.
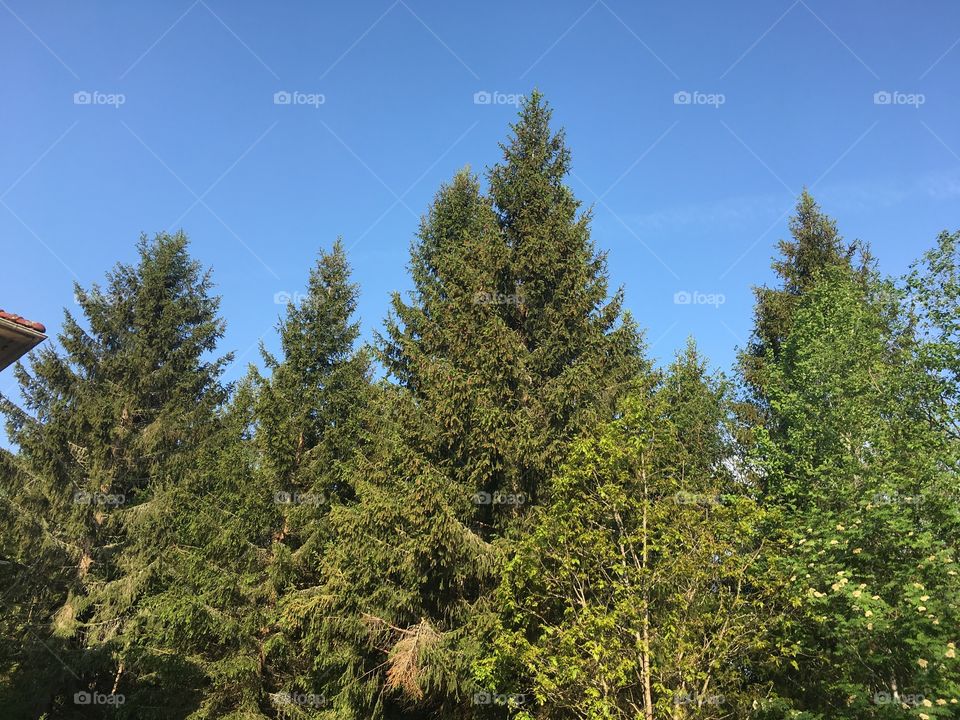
488;342;775;720
905;230;960;442
755;264;960;718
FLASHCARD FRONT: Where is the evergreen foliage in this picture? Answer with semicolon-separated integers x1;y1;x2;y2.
2;95;958;720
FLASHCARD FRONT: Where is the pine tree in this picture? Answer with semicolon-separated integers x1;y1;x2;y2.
0;447;78;717
254;239;371;576
380;93;645;527
287;174;504;720
380;168;528;532
741;190;869;410
305;94;645;718
285;382;493;719
98;241;373;718
487;90;643;495
0;231;231;715
109;378;276;718
254;241;374;711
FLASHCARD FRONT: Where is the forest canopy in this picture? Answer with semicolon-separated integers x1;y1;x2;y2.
2;92;959;720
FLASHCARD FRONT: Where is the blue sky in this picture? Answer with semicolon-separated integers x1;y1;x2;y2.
2;0;959;440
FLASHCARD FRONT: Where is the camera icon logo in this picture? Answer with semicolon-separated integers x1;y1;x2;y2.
74;691;92;704
673;290;692;305
873;90;892;105
74;91;92;105
274;90;292;105
473;90;492;105
673;90;692;105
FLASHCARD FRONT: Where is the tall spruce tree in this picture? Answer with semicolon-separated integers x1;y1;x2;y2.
256;241;374;711
107;241;373;718
379;168;527;532
286;173;505;720
381;92;644;520
741;190;869;412
103;378;276;718
0;231;231;716
300;93;645;719
0;441;78;716
487;90;643;495
254;239;371;576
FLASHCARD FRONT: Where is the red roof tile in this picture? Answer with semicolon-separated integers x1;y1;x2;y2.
0;310;46;334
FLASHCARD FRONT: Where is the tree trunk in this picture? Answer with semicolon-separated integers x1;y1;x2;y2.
641;466;655;720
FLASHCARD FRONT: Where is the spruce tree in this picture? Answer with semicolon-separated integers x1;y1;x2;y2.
304;93;645;718
380;93;644;524
380;168;527;532
255;241;374;711
289;174;504;720
101;241;373;718
741;190;868;409
254;239;371;578
0;231;231;716
0;447;78;717
107;379;276;718
487;90;643;495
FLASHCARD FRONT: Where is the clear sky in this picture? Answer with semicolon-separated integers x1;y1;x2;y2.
2;1;959;442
